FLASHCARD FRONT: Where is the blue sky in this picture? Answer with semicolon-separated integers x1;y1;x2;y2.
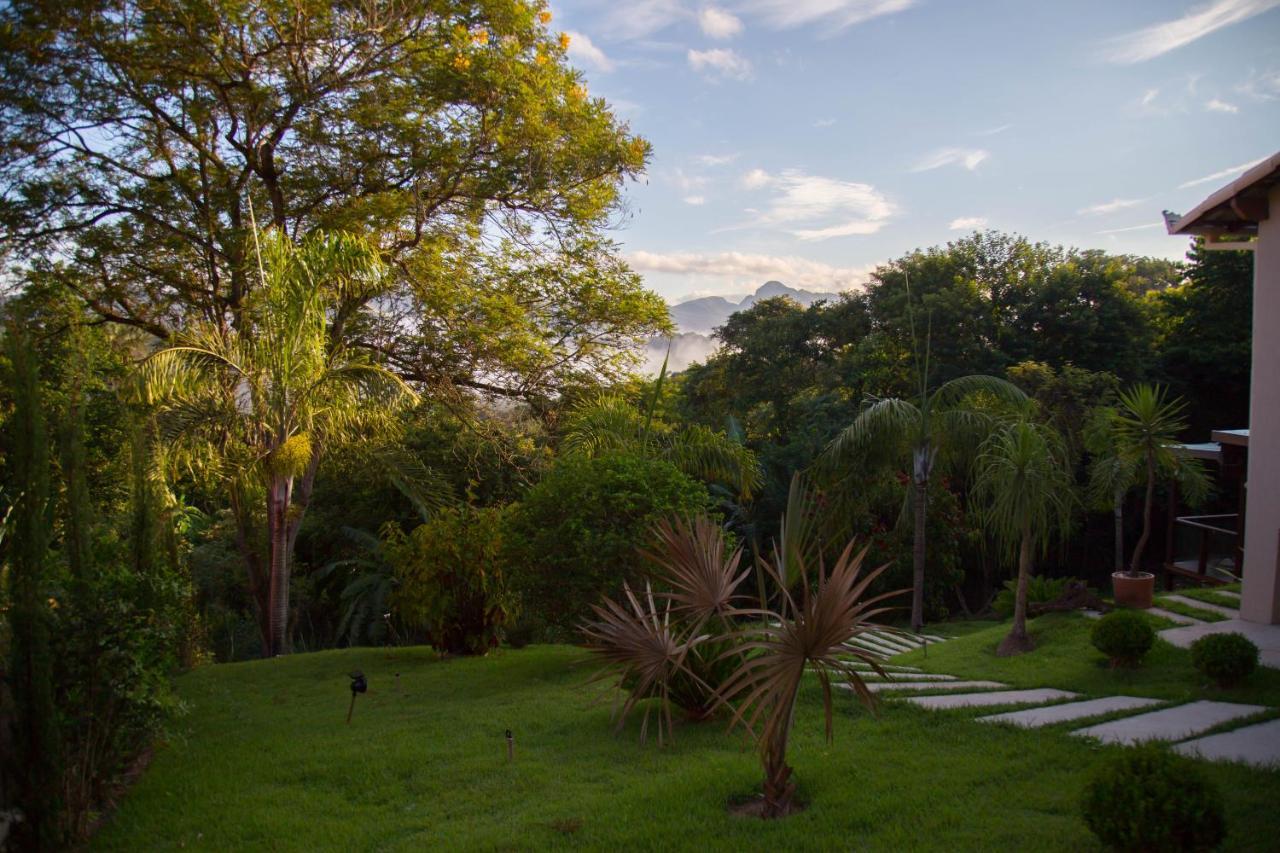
547;0;1280;301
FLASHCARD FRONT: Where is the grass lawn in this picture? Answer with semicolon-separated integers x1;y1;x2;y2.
94;620;1280;851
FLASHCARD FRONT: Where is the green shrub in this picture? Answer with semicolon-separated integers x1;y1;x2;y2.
1081;744;1225;852
505;453;710;632
992;575;1072;618
1091;610;1155;667
385;506;518;655
1191;632;1258;688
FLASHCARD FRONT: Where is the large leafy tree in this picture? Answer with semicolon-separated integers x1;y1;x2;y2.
143;228;418;656
0;0;666;398
972;420;1073;656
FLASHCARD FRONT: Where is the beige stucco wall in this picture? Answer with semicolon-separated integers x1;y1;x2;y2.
1241;182;1280;624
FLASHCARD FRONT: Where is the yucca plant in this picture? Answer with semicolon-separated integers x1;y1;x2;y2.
716;477;907;818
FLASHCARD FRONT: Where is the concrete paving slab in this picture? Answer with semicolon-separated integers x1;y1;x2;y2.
977;696;1163;728
1173;718;1280;768
857;679;1009;694
1160;619;1280;670
872;632;923;648
1161;594;1240;619
902;688;1077;709
1072;700;1267;745
861;672;958;682
865;634;918;653
850;637;903;657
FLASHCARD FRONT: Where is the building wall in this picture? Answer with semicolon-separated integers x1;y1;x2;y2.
1241;182;1280;624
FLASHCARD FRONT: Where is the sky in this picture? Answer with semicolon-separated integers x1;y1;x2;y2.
546;0;1280;302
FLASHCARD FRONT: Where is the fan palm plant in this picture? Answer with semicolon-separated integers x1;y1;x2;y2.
716;476;906;818
971;421;1074;656
141;228;419;656
1107;385;1209;578
817;373;1024;632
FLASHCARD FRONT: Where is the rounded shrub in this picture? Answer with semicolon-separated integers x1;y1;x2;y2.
1091;610;1155;667
1081;744;1225;852
1190;632;1259;688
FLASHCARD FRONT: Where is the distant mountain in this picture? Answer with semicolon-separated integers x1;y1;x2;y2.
669;280;840;334
639;281;842;375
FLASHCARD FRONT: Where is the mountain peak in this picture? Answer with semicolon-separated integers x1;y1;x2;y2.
755;280;792;297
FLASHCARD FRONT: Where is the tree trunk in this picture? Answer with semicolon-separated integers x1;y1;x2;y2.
1128;453;1156;577
997;528;1036;656
910;445;932;633
230;487;271;655
1113;484;1125;573
266;475;294;656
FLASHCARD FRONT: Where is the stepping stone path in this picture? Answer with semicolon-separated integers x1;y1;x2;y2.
1160;594;1240;619
1071;700;1266;746
904;688;1077;710
977;696;1163;727
1146;606;1205;625
862;679;1008;694
1173;718;1280;768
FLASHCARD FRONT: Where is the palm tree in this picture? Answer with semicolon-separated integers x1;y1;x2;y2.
972;421;1074;656
1083;406;1139;574
818;374;1025;632
1105;385;1208;578
562;357;762;499
142;228;417;656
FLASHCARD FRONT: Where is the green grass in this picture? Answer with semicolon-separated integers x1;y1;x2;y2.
896;612;1280;705
1154;597;1229;623
92;631;1280;851
1174;587;1244;610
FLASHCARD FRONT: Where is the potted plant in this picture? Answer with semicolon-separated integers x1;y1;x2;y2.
1098;385;1208;608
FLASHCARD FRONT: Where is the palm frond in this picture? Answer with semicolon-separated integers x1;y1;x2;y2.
663;424;762;499
815;396;922;474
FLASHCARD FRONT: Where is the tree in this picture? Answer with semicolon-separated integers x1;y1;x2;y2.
142;228;417;656
818;281;1026;632
0;0;666;400
1105;385;1208;577
3;323;63;847
972;421;1073;655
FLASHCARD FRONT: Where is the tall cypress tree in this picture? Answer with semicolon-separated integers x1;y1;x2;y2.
5;325;63;846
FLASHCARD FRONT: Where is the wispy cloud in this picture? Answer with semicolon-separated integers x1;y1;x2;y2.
911;147;989;172
1141;88;1160;107
627;250;875;291
699;6;744;38
949;216;988;230
599;0;687;39
1103;0;1280;64
695;153;738;167
670;168;708;193
564;31;614;73
1098;222;1163;234
687;47;753;80
1237;67;1280;100
1205;97;1239;112
813;117;837;128
1178;155;1268;189
738;168;896;240
1078;198;1144;216
683;195;707;206
974;123;1013;136
743;0;916;31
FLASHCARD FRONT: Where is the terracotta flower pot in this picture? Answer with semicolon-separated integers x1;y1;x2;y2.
1112;571;1155;609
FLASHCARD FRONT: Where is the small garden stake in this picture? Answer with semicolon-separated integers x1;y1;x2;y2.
505;729;514;763
347;671;367;723
395;672;401;693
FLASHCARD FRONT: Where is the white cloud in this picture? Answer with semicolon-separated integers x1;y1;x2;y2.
687;47;752;80
670;168;708;193
738;168;896;240
627;250;875;291
1103;0;1280;64
1141;88;1160;107
1078;198;1144;216
699;6;744;38
1098;222;1163;234
743;0;916;31
949;216;988;231
814;117;837;128
1205;98;1239;112
911;147;989;172
740;167;772;189
974;123;1013;136
599;0;687;39
1237;68;1280;100
683;195;707;205
696;153;738;166
1178;155;1268;188
564;31;614;72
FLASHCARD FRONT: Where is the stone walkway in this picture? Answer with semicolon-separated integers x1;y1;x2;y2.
828;627;1280;769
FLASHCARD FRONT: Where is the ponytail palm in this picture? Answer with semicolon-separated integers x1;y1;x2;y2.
818;373;1026;631
972;421;1073;656
142;228;417;656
